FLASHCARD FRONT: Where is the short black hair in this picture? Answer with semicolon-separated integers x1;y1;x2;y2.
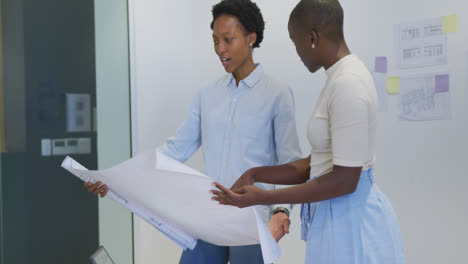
210;0;265;48
289;0;344;41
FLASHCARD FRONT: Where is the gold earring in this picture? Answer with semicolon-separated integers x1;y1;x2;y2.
311;43;316;49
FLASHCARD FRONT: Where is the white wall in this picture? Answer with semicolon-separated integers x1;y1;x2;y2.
129;0;468;263
95;0;133;263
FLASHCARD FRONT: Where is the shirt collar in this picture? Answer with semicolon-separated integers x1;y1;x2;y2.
226;63;264;88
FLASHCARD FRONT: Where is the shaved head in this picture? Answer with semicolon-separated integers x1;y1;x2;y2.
289;0;344;41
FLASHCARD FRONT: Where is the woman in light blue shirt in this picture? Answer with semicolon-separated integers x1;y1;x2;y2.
86;0;302;263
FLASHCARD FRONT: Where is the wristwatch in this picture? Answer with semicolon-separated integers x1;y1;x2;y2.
271;207;290;218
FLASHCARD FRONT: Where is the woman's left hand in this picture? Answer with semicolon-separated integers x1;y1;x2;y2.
211;182;266;208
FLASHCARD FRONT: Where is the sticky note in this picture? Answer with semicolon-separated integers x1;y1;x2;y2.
435;74;450;93
442;14;458;33
386;77;400;94
375;56;388;73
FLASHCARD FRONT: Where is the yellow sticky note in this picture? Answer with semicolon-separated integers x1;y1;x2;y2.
386;77;400;94
442;14;458;33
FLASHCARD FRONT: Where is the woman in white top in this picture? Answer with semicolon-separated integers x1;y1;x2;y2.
212;0;406;263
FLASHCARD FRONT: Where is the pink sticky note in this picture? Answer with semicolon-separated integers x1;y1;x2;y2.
375;56;387;73
435;74;449;93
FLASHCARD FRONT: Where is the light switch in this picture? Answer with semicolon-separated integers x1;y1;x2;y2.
77;138;91;154
52;139;68;155
66;93;91;132
41;139;52;156
51;137;92;155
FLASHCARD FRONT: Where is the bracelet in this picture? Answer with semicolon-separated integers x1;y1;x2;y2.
271;207;290;218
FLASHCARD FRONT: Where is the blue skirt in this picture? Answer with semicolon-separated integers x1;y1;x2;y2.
301;168;406;264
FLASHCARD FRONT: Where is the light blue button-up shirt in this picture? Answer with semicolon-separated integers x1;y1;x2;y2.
159;64;302;221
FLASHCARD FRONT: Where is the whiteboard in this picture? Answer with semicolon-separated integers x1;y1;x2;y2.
129;0;468;263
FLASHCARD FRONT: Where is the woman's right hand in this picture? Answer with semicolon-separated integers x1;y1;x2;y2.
230;168;257;190
84;181;109;197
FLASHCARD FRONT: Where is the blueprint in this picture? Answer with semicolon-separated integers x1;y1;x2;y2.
398;73;451;121
395;17;448;68
61;150;281;263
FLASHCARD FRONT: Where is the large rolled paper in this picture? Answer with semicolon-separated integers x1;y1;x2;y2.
61;150;281;263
